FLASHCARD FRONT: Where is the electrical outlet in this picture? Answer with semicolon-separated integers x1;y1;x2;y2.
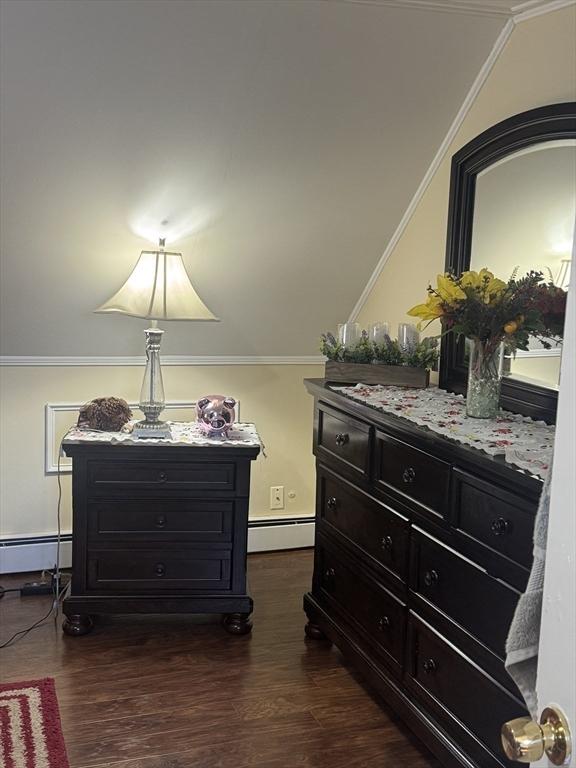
270;485;284;510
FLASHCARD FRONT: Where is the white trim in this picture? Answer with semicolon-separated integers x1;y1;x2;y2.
514;348;563;358
0;521;315;574
347;19;515;322
44;399;239;474
512;0;575;22
0;355;325;367
328;0;514;17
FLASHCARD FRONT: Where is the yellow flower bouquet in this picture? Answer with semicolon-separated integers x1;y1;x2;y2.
408;269;566;418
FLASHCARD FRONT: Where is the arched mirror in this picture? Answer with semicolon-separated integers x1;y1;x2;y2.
440;103;576;423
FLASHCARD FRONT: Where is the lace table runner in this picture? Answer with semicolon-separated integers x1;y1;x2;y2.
331;384;555;479
63;421;262;449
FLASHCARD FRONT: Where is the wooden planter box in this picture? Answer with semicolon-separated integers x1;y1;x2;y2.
324;361;429;388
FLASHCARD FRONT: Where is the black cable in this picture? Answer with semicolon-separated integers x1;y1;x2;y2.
0;430;71;649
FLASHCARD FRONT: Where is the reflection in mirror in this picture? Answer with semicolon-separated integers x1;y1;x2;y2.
470;140;575;389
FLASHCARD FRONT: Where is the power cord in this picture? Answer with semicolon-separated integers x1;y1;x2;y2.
0;430;71;649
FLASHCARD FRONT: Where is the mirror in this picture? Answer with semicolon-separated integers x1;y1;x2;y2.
471;140;575;389
440;102;576;423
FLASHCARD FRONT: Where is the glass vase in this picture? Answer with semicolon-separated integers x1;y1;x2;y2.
466;338;504;419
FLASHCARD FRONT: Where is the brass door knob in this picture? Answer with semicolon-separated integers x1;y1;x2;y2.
501;706;572;765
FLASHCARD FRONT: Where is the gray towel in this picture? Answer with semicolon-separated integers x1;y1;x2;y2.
505;469;551;716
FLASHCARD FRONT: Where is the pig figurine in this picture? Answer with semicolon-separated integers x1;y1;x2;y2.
196;395;236;437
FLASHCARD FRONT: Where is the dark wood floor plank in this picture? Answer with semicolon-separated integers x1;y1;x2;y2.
0;550;440;768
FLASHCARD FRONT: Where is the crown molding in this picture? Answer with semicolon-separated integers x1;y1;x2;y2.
0;355;325;367
348;18;515;321
512;0;575;22
327;0;513;18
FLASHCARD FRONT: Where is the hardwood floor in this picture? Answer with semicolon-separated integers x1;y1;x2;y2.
0;550;441;767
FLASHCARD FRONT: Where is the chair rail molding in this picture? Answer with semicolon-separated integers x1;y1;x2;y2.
1;355;325;367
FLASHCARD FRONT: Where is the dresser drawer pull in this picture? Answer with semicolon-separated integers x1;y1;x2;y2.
154;514;167;528
491;517;510;536
154;563;166;577
402;467;416;484
377;616;391;631
380;535;393;550
326;497;338;511
423;569;439;587
335;433;349;447
422;658;437;675
157;471;168;483
324;567;336;587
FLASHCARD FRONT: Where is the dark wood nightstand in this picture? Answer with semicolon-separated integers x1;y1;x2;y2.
62;423;260;636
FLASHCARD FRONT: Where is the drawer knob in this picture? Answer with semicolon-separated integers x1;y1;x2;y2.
335;433;349;447
491;517;510;536
324;567;336;581
157;471;168;483
155;514;167;528
377;616;391;631
423;658;437;675
381;535;393;551
326;497;338;511
154;563;166;577
424;569;439;587
402;467;416;484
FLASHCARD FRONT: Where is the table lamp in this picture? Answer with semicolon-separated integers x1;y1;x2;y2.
95;238;219;438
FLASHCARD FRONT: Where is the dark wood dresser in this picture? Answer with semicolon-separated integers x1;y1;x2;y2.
62;430;260;637
304;379;542;768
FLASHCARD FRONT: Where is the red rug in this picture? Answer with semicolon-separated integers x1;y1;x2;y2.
0;678;70;768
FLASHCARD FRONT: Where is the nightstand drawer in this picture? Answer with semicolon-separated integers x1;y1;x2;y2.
410;528;520;658
317;404;372;478
318;541;406;670
375;432;450;519
319;467;409;584
408;614;527;767
88;499;234;543
87;549;232;591
87;460;236;494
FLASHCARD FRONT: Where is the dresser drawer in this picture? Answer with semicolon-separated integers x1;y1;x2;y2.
88;499;234;543
317;404;371;478
87;549;231;591
410;528;520;658
375;432;450;519
87;460;236;495
318;468;409;584
452;469;536;572
317;540;406;669
408;614;527;767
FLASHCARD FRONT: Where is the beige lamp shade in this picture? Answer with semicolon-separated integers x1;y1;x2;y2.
95;248;219;321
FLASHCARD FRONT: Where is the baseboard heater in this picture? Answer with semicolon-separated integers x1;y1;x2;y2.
0;517;315;574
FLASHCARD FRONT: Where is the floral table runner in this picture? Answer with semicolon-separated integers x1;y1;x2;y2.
63;421;262;449
331;384;555;479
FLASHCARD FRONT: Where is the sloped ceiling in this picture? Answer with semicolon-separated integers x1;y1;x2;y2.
0;0;507;356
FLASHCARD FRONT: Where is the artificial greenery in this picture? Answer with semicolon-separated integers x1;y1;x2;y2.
320;331;439;370
407;268;566;355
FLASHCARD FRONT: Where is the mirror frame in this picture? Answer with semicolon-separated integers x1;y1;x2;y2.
439;102;576;424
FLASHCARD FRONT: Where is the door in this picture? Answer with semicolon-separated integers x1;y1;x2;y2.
532;260;576;766
502;260;575;765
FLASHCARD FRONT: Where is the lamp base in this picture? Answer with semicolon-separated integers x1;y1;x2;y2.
133;420;172;440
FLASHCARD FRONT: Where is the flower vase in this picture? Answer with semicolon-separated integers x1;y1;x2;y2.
466;338;504;419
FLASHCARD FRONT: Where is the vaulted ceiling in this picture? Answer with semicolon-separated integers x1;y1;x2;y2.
0;0;518;355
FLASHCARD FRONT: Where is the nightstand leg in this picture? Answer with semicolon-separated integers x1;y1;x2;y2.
62;614;94;636
305;620;331;642
222;612;253;635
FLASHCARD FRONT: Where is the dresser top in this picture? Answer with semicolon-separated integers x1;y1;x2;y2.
305;379;545;493
63;421;261;451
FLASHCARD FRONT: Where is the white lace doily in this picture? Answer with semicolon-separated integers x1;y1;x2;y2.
331;384;554;479
63;421;262;449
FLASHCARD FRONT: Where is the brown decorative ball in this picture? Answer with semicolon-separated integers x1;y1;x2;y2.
77;397;132;432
